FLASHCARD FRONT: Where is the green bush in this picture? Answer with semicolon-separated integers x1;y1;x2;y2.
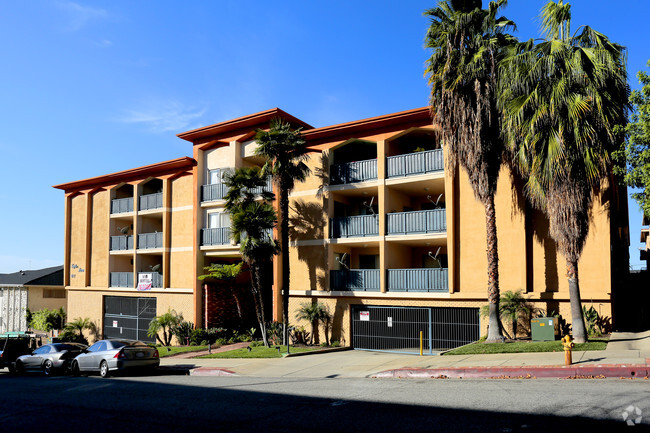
190;327;226;345
173;320;194;346
58;328;88;345
30;308;66;332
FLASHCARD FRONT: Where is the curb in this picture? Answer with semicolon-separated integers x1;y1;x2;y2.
284;346;352;357
189;367;237;377
373;364;650;379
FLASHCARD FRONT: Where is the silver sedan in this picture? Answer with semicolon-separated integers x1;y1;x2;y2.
15;343;87;376
71;339;159;378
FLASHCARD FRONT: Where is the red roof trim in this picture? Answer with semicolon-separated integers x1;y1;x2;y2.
53;157;196;192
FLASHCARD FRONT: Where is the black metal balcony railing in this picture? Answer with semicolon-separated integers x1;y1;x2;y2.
110;272;133;288
330;159;378;185
137;232;163;249
387;268;448;292
201;227;232;246
137;272;163;288
330;269;380;291
201;183;228;202
110;235;134;251
386;208;446;235
139;192;163;211
330;215;379;238
111;197;133;214
386;148;444;178
201;177;272;202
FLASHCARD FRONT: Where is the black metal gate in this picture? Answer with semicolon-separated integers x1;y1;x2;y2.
351;305;479;354
103;296;157;343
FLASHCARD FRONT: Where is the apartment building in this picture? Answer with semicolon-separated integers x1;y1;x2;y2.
55;107;629;351
53;158;196;342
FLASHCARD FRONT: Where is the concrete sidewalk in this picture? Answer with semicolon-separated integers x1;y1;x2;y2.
159;331;650;379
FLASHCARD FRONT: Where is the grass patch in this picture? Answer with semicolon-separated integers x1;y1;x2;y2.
157;345;208;358
443;339;608;356
198;345;319;359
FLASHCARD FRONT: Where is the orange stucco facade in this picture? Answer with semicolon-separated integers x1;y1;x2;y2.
54;107;629;346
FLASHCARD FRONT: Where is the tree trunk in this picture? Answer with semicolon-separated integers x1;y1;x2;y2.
567;259;587;343
250;260;269;347
280;182;290;346
485;196;504;342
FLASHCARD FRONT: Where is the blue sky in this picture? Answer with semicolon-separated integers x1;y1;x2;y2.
0;1;648;273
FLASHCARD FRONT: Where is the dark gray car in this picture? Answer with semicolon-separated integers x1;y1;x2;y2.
15;343;88;376
71;339;159;377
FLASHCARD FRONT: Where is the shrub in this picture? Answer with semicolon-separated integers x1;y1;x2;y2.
331;340;340;347
173;320;194;346
58;328;88;345
148;309;183;346
30;308;66;332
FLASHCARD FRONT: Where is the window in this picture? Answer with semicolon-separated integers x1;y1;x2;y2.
87;342;102;352
33;346;50;355
208;169;225;185
208;212;229;229
43;289;66;299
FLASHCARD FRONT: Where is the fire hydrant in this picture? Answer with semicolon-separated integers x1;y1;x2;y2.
562;335;574;365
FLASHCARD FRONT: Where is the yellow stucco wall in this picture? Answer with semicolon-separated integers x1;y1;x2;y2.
91;190;109;287
26;286;66;312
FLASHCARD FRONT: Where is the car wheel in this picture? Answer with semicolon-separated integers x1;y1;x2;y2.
43;360;54;376
99;360;110;378
9;362;18;375
70;361;80;377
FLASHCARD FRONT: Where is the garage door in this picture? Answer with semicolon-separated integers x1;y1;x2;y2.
103;296;157;343
351;305;479;354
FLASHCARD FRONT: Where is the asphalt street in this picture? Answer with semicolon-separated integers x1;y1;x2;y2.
1;372;648;432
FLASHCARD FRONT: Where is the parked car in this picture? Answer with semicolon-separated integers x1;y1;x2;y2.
15;342;88;375
0;332;45;373
71;339;159;377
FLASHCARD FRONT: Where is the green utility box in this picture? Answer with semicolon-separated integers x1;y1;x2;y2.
531;317;558;341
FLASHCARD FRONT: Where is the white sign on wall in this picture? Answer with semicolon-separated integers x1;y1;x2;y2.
137;273;153;291
360;311;370;321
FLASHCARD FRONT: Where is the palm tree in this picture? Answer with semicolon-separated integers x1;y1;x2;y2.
499;290;534;339
425;0;516;341
64;317;99;344
499;0;629;343
224;167;279;347
147;309;182;346
255;119;311;345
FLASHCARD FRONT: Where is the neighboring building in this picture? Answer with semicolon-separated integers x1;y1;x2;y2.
53;158;196;343
0;266;64;333
55;107;630;351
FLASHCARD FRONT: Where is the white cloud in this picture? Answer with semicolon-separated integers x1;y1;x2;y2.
0;256;62;274
56;2;108;32
118;100;208;133
95;39;112;48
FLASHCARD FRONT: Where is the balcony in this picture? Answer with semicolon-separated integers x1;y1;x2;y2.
111;197;133;214
201;177;272;203
387;268;448;292
137;232;163;249
201;183;228;202
330;269;380;292
330;159;377;185
110;235;134;251
386;209;446;235
201;227;232;246
139;192;163;211
386;148;443;178
109;272;133;288
330;215;379;239
137;272;163;288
